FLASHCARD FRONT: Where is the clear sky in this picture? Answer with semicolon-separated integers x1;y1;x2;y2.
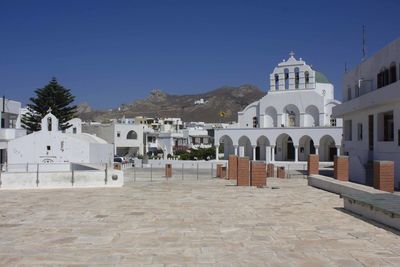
1;0;399;109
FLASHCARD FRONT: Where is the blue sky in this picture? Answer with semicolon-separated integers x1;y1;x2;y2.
0;0;399;109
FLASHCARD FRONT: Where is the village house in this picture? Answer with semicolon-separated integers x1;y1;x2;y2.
333;38;400;190
0;98;26;164
82;121;146;157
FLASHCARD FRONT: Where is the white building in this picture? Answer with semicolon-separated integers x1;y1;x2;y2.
82;122;146;156
183;122;212;149
333;38;400;190
8;113;113;164
0;98;26;164
215;52;343;162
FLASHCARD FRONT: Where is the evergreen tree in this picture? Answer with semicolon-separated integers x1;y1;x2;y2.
21;78;77;132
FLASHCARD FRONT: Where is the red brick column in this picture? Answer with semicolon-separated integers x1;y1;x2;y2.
334;156;349;181
277;166;285;179
228;155;238;180
250;161;266;187
221;166;227;179
165;164;172;177
373;161;394;193
216;164;222;178
237;157;250;186
267;163;275;177
307;154;319;176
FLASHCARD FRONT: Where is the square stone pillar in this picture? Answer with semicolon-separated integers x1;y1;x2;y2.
221;166;227;179
373;161;394;193
334;156;349;181
216;164;223;178
277;166;285;179
237;157;250;186
250;161;266;187
228;155;238;180
267;163;275;177
165;164;172;177
307;154;319;176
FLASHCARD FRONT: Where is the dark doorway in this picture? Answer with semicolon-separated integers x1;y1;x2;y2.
287;137;295;161
329;147;336;161
310;140;316;154
255;146;260;160
368;115;374;151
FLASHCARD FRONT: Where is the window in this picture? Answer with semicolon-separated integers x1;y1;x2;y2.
344;120;352;141
377;72;383;88
294;68;299;89
355;84;360;97
252;116;258;128
117;132;121;138
47;145;51;151
398;129;400;146
72;127;77;134
47;117;52;131
347;87;352;100
390;62;397;84
126;130;137;139
305;71;309;85
288;111;296;127
384;68;389;86
330;116;337;127
284;68;289;90
378;111;394;141
274;74;279;90
357;123;363;141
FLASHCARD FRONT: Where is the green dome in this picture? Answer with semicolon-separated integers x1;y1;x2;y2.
315;71;330;84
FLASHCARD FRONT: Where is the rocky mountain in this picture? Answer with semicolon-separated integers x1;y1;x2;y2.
77;84;265;123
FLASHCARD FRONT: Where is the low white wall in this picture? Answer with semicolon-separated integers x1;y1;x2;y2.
344;197;400;231
0;169;123;189
146;160;228;169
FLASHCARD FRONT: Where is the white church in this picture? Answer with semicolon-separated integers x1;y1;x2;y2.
8;112;113;165
215;52;343;162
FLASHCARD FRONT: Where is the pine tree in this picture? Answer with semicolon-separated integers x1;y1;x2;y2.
21;78;77;132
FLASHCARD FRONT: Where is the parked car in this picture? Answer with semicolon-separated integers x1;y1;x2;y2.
114;157;125;163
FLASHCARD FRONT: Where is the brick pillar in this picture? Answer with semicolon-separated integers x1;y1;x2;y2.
307;154;319;176
216;164;222;178
228;155;238;180
277;166;285;179
221;166;227;179
373;161;394;193
267;163;275;177
237;157;250;186
334;156;349;181
165;164;172;177
250;161;266;187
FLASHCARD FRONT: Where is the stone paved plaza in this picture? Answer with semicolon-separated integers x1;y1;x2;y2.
1;176;400;266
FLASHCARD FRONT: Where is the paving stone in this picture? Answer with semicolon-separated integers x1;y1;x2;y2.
0;177;399;265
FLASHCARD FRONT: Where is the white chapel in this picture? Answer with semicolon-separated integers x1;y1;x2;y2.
215;52;343;162
8;112;113;165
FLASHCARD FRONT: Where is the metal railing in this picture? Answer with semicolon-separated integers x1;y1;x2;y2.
0;162;112;188
124;162;228;183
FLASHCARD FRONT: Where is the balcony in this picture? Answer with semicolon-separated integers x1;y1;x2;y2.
334;81;400;117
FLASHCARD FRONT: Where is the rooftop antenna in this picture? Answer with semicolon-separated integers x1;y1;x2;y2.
362;25;366;62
